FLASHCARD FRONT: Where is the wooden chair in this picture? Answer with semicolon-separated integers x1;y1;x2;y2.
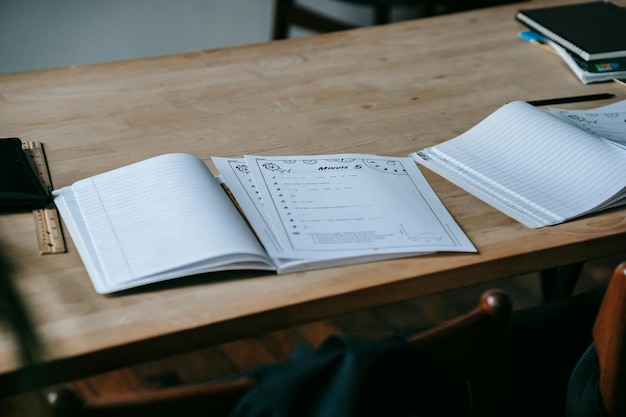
586;261;626;417
46;289;512;417
272;0;426;40
503;261;626;417
272;0;528;40
46;377;255;417
409;288;512;417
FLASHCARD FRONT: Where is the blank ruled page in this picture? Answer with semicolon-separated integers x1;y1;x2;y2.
54;154;270;293
413;101;626;228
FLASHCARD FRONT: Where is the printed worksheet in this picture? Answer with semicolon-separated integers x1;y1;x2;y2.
549;105;626;146
212;157;286;259
241;154;475;260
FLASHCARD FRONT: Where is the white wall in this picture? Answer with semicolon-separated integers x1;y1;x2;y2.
0;0;415;74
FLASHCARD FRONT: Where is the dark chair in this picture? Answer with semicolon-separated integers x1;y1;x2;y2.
408;288;512;417
503;261;626;417
47;377;255;417
46;289;512;417
272;0;528;40
272;0;427;40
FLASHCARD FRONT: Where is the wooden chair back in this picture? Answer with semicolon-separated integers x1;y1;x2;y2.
593;261;626;417
409;289;511;417
273;0;355;40
272;0;427;40
47;376;254;417
47;289;511;417
271;0;528;40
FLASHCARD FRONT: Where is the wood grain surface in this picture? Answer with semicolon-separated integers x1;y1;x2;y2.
0;0;625;393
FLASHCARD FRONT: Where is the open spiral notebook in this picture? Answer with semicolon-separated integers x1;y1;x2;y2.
412;100;626;228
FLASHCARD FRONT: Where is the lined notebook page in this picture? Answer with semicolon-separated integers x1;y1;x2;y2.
414;101;626;227
55;154;269;292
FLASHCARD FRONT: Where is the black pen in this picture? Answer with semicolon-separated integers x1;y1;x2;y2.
527;93;615;106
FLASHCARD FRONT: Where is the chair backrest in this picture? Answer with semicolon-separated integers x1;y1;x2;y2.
272;0;431;40
271;0;527;40
47;376;255;417
47;289;511;417
273;0;356;40
409;289;512;417
593;261;626;417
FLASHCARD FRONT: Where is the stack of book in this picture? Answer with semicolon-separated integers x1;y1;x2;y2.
516;1;626;84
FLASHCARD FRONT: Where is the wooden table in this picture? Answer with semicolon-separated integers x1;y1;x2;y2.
1;0;625;395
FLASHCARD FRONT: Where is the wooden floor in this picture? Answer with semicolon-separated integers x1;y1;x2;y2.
2;254;623;416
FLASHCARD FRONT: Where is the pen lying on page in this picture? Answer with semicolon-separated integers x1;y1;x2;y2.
527;93;615;107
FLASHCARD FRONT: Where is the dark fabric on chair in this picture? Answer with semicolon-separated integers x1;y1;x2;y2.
230;335;469;417
566;344;606;417
501;287;606;417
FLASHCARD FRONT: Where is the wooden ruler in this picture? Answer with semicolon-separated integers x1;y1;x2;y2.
21;141;66;255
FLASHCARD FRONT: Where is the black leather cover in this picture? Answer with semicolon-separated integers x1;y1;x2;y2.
0;138;51;211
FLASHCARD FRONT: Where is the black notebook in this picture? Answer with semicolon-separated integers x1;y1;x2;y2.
0;137;51;211
516;1;626;61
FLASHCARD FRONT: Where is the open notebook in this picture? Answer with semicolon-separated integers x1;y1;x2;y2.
412;100;626;228
53;153;475;293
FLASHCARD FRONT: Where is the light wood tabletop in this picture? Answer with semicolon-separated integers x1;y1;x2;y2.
1;0;625;394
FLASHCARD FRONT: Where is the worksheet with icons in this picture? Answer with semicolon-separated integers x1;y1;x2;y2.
549;102;626;147
239;154;475;260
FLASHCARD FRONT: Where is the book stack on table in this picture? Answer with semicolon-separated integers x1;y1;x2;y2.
516;1;626;84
